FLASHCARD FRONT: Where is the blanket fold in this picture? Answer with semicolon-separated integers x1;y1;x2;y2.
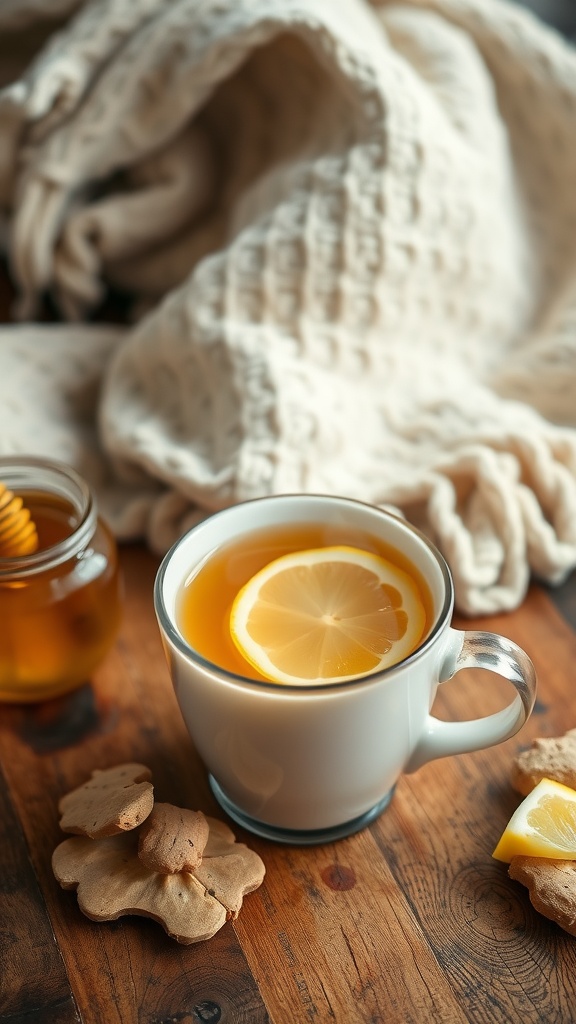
1;0;576;614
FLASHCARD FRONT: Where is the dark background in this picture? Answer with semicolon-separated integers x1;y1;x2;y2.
516;0;576;35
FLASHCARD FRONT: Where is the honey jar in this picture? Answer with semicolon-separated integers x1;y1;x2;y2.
0;457;122;702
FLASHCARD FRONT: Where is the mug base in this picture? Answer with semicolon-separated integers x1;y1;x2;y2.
208;775;395;845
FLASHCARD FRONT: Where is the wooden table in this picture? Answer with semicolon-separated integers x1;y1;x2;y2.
2;541;576;1023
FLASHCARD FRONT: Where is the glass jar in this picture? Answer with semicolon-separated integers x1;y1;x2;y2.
0;456;122;702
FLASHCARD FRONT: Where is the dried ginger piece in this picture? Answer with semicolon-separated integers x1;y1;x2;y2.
504;729;576;936
58;763;154;839
512;728;576;796
509;857;576;937
52;815;265;944
194;817;265;918
138;803;210;873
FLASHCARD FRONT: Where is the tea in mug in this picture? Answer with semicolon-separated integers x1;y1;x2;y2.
176;519;433;685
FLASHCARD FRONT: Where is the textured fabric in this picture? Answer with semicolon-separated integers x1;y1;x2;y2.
1;0;576;614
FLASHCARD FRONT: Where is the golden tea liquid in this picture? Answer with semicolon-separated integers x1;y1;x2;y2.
177;519;434;682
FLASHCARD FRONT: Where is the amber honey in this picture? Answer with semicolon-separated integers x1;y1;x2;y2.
177;519;434;681
0;459;122;702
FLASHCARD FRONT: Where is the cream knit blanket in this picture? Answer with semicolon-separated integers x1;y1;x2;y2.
1;0;576;614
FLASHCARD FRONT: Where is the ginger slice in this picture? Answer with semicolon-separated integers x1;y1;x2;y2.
509;857;576;937
52;814;265;944
138;803;210;874
52;831;225;944
512;729;576;796
195;817;267;918
58;763;154;839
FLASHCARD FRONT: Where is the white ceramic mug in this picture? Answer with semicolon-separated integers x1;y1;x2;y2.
154;495;536;844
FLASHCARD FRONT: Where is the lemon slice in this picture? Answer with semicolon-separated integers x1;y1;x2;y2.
492;778;576;863
229;545;427;685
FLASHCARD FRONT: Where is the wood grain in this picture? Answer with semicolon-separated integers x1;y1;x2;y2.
0;548;269;1024
233;583;576;1023
2;515;576;1022
0;762;79;1024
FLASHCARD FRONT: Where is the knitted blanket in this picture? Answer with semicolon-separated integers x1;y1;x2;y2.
1;0;576;614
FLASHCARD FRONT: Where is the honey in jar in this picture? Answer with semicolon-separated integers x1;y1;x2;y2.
0;457;122;702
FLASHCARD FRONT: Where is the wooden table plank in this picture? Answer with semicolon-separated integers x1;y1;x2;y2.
545;574;576;632
236;829;469;1024
2;545;576;1023
0;547;270;1024
237;582;576;1023
0;762;79;1024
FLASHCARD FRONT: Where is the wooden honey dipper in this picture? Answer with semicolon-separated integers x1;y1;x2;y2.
0;481;39;557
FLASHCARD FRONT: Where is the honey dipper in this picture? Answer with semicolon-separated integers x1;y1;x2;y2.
0;481;39;557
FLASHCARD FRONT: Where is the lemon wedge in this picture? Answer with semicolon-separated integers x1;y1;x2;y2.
229;545;427;685
492;778;576;863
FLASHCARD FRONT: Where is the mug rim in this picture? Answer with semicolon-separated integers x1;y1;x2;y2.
154;494;454;694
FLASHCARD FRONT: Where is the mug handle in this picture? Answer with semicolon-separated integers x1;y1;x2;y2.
406;629;537;773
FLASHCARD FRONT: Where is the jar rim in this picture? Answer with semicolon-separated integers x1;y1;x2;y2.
0;456;98;579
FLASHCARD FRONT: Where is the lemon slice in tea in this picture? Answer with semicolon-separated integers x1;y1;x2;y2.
492;777;576;863
229;545;427;685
